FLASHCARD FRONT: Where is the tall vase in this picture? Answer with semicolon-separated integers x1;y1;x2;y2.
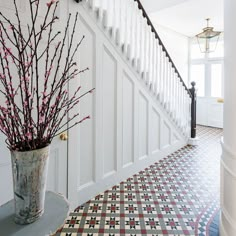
10;146;50;225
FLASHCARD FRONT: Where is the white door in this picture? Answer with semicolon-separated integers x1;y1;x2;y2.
0;0;68;206
191;61;224;128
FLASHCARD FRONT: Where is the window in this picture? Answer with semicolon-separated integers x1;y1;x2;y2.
209;41;224;58
190;38;224;98
211;64;223;97
191;44;204;60
190;65;205;97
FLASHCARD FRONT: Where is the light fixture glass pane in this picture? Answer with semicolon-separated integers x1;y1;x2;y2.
191;43;205;59
190;64;205;97
211;64;222;97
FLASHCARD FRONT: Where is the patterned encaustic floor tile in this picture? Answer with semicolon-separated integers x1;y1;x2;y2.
56;126;222;236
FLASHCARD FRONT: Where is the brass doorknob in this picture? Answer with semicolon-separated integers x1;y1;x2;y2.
60;133;68;141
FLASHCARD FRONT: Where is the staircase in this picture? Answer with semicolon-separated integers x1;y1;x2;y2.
76;0;191;137
67;0;193;207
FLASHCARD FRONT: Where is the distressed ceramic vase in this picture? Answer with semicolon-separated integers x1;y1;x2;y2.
10;146;50;225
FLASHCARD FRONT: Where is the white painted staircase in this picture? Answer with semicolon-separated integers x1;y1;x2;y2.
67;0;192;207
77;0;191;137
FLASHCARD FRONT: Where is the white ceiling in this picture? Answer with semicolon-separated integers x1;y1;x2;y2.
141;0;223;37
141;0;191;12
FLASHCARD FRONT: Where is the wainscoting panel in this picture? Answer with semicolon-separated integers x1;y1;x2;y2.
138;92;149;160
151;108;161;154
77;15;96;189
102;46;117;178
162;122;171;149
122;72;134;167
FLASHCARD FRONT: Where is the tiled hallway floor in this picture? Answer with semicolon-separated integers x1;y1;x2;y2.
57;126;222;236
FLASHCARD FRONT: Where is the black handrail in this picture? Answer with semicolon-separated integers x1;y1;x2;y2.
134;0;191;97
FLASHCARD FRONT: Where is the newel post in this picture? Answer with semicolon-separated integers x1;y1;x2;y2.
188;81;198;145
190;81;196;138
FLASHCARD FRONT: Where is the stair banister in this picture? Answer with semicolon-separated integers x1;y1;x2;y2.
133;0;191;97
74;0;195;139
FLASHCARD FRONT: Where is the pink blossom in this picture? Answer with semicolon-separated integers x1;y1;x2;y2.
25;132;32;139
39;115;44;124
42;98;47;104
24;62;32;67
0;73;5;79
46;0;56;7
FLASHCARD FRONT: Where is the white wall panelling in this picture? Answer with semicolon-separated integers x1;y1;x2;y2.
68;2;188;208
102;46;117;178
122;72;135;167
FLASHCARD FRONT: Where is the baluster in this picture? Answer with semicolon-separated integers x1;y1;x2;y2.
170;67;174;115
123;0;128;55
167;60;171;111
140;14;146;75
143;19;148;81
163;52;167;106
178;82;182;126
165;55;169;107
88;0;95;9
175;79;179;124
166;63;171;113
178;81;182;127
155;42;160;96
116;0;122;46
172;72;176;119
134;1;139;64
111;0;117;40
166;60;171;111
170;67;175;118
127;0;133;60
133;2;137;67
103;0;111;29
90;0;100;11
159;47;164;103
98;0;105;21
184;93;188;130
175;74;180;123
132;0;137;62
172;74;179;122
137;10;143;74
180;85;184;128
184;89;187;129
152;34;156;93
147;27;152;86
167;59;171;109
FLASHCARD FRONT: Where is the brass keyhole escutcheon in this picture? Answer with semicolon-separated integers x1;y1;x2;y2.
60;133;68;141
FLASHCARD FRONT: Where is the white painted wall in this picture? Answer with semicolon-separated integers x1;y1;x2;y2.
0;0;69;206
151;24;189;85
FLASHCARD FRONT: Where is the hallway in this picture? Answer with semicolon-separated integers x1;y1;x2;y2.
57;126;222;235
